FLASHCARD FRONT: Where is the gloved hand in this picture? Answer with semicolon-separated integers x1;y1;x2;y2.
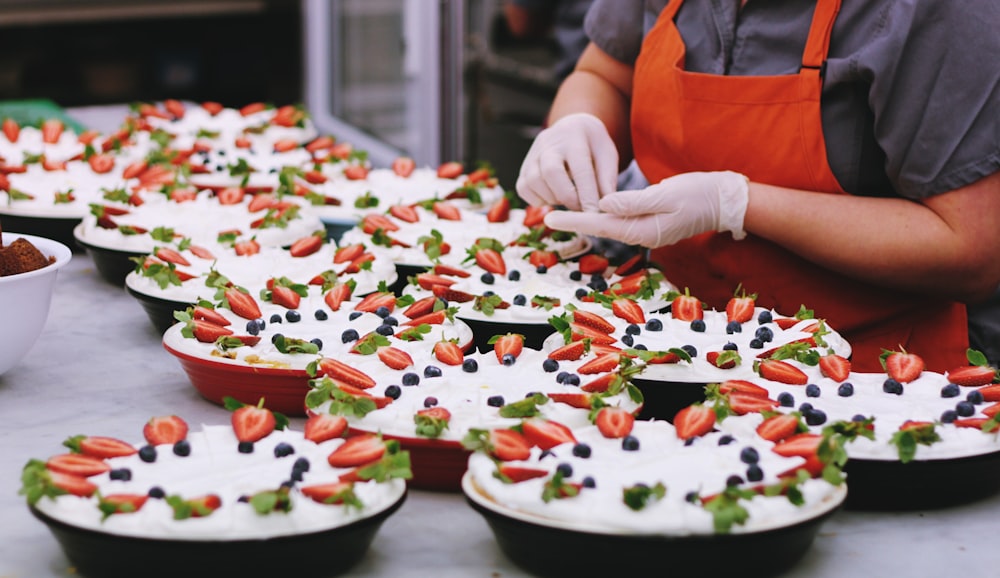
516;113;619;212
543;171;750;248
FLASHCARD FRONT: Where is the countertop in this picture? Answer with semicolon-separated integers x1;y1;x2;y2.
3;254;1000;577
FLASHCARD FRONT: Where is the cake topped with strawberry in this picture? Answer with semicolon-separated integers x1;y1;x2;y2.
133;101;318;149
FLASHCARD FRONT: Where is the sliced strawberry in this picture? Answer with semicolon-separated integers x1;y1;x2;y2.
488;429;531;461
613;253;645;276
946;365;997;387
41;119;64;143
728;392;779;415
756;414;801;443
88;153;115;174
389;204;420;223
392;156;416;177
818;354;852;383
522;205;551;227
269;285;301;309
76;436;137;459
240;102;267;116
154;246;191;267
42;157;67;171
361;213;400;234
569;322;617;345
341;253;376;274
981;403;1000;418
437;161;463;179
611;298;645;324
231;399;277;443
234;239;261;256
498;465;549;483
334;243;366;264
547;341;588;361
214;186;243;205
318;358;376;389
122;160;148;180
354;291;396;313
403;309;451;327
377;346;413;370
327;434;386;468
288;234;323;257
571;309;616;334
521;417;576;450
143;415;189;445
49;471;98;498
2;117;19;142
577;352;621;375
301;481;356;504
432;263;471;278
330;142;353;159
47;454;110;477
247;193;276;212
305;135;335;153
138;103;170;119
304;413;349;443
431;285;475;303
486;197;511;223
224;288;263;320
717;380;770;398
595;407;634;438
182;494;222;518
491;333;524;363
98;493;148;516
163;98;185;118
528;249;559;269
432;201;462;221
673;404;716;440
757;359;808;385
725;289;757;323
433;340;465;366
977;384;1000;402
953;418;1000;433
580;373;618;393
302;170;327;185
324;284;353;311
772;433;822;459
415;273;455;291
671;291;703;321
547;392;593;409
344;165;369;180
403;295;439;319
474;247;506;275
578;254;609;275
882;348;925;383
273;138;299;153
192;319;234;342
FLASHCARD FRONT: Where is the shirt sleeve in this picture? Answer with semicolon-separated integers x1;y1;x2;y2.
582;0;649;64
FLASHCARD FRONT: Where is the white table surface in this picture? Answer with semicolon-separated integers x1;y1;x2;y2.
3;255;1000;577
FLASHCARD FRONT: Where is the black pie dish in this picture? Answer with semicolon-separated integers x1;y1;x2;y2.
125;282;190;334
462;473;845;578
0;212;83;253
631;378;708;422
73;225;146;286
29;490;406;578
457;316;556;353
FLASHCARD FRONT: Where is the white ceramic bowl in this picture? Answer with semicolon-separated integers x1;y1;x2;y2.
0;232;72;375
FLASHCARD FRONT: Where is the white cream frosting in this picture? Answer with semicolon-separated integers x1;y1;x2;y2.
32;425;405;540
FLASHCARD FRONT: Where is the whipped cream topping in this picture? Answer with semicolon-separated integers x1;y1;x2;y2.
142;105;318;146
2;162;129;218
465;420;844;535
32;425;405;540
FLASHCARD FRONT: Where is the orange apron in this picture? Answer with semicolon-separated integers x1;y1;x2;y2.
631;0;967;372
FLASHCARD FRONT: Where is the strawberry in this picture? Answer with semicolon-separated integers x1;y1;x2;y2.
47;454;110;478
302;170;327;185
981;384;1000;402
717;380;770;398
270;285;301;309
240;102;267;116
547;341;588;361
432;201;462;221
437;161;464;179
497;465;549;483
756;414;802;443
727;392;779;415
301;481;357;505
522;205;551;227
217;186;245;205
390;156;416;177
361;213;400;234
431;284;475;303
546;392;593;409
154;246;190;267
234;239;261;256
772;433;822;458
98;493;148;516
571;309;616;334
191;319;234;342
41;119;64;143
403;309;452;327
757;359;808;385
981;403;1000;418
946;365;998;387
42;157;67;171
71;436;137;459
389;204;420;223
881;348;925;383
474;247;506;275
327;434;386;468
200;101;224;115
595;407;634;438
415;273;456;290
330;142;354;159
224;288;262;320
433;263;471;278
528;249;559;269
706;350;739;369
143;415;189;445
818;354;852;383
2;117;19;142
491;333;524;364
673;404;716;440
177;494;222;518
488;429;532;461
334;243;366;264
289;234;324;257
305;135;335;153
433;340;465;366
88;153;115;174
247;193;276;212
671;289;703;321
318;358;376;389
521;417;576;450
725;287;757;323
138;103;170;119
569;322;617;345
486;197;511;222
953;418;1000;433
343;165;369;180
354;291;396;313
49;471;98;498
341;253;376;274
578;254;609;275
303;413;348;443
164;98;185;118
580;373;618;393
231;398;277;443
377;346;413;370
273;138;299;153
614;253;644;276
577;352;621;375
611;298;645;324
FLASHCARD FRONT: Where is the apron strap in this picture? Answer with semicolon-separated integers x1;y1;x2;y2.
802;0;842;70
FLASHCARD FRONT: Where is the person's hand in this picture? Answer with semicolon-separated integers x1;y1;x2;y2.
543;171;750;248
516;113;619;212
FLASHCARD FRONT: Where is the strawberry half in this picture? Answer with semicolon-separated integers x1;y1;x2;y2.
571;309;615;334
491;333;524;364
577;352;621;375
486;197;511;223
327;434;386;468
547;341;588;361
946;365;997;387
231;399;277;443
521;417;576;450
437;161;463;179
324;283;354;311
611;298;645;324
671;290;703;321
757;359;808;385
725;287;757;323
882;348;925;383
289;234;324;257
488;429;532;461
192;305;231;326
224;288;262;320
143;415;189;445
191;319;234;343
727;392;779;415
75;436;138;459
377;346;413;370
433;340;465;366
49;471;98;498
578;254;609;274
301;481;357;505
595;407;634;439
392;156;416;177
756;414;802;443
432;201;462;221
303;413;348;443
547;392;593;409
318;358;376;389
717;380;770;398
818;354;851;383
389;204;420;223
498;465;549;483
47;454;110;478
673;404;716;440
474;247;506;275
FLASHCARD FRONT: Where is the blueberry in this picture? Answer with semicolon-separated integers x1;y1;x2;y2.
556;463;573;477
684;438;696;447
757;310;773;324
109;468;132;481
501;353;516;366
725;320;742;334
556;371;570;384
375;324;394;336
292;457;310;473
685;491;699;503
799;402;814;413
483;290;495;298
291;468;305;482
148;486;166;499
349;311;363;321
740;447;760;464
564;373;580;386
805;384;821;398
536;265;548;274
462;359;479;373
588;278;608;292
726;475;744;487
633;344;647;351
755;326;774;342
746;464;764;482
424;366;442;378
280;480;295;489
270;313;283;324
237;495;250;503
851;414;867;422
625;324;641;335
481;272;495;285
507;270;521;281
681;344;698;358
622;436;640;451
385;385;402;399
310;338;323;350
375;305;391;318
621;334;634;347
838;382;855;397
238;441;254;454
341;329;359;343
173;440;191;457
487;395;505;407
777;392;795;407
968;390;985;405
314;309;328;321
582;476;597;488
805;409;828;426
513;294;527;306
883;378;904;395
645;319;663;332
274;442;295;458
723;342;739;351
255;318;266;331
749;338;764;349
542;359;559;373
690;319;706;332
572;443;591;458
569;270;582;281
246;320;260;336
402;372;420;386
575;288;589;299
139;445;157;463
941;409;959;423
423;396;438;408
956;401;976;417
717;435;735;446
271;333;284;344
589;273;605;283
384;316;399;327
285;310;301;323
940;383;961;398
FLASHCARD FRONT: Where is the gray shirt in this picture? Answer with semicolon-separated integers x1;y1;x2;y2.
584;0;1000;200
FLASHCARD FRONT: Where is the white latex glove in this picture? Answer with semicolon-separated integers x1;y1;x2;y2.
543;171;750;248
516;113;619;212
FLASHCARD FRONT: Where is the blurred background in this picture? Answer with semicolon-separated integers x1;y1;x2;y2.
0;0;568;189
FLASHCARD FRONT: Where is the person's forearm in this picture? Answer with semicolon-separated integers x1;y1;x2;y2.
745;172;1000;302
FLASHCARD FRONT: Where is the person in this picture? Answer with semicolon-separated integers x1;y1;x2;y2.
516;0;1000;373
502;0;595;83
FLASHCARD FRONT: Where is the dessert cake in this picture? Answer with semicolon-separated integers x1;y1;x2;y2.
0;229;54;276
